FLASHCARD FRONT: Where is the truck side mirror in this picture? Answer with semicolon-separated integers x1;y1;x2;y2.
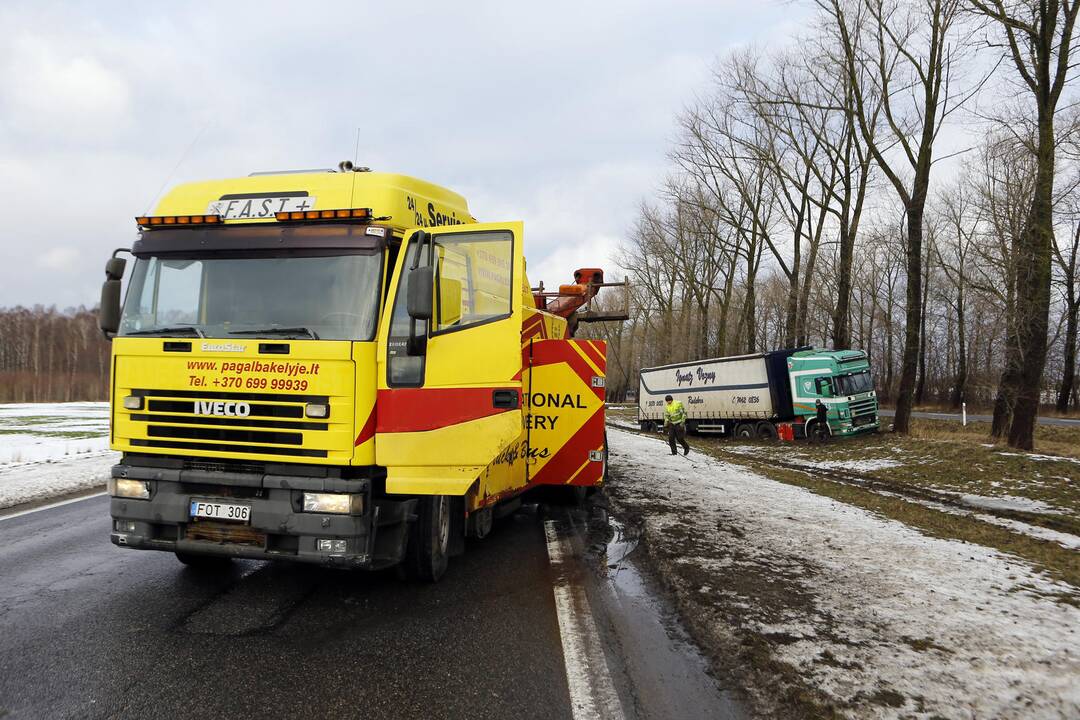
407;266;434;321
99;255;128;338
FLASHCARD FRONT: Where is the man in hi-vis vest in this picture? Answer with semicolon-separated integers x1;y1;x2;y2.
663;394;690;456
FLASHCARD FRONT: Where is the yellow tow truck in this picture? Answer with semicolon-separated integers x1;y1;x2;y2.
99;166;625;580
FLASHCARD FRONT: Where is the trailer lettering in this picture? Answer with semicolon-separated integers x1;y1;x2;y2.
696;367;716;384
675;369;693;387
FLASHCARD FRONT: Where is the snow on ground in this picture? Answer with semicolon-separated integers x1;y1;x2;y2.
997;451;1080;466
955;492;1065;515
606;427;1080;719
0;402;116;508
0;454;116;508
724;442;904;472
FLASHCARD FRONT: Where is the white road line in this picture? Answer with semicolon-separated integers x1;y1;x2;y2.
0;491;107;522
544;519;625;720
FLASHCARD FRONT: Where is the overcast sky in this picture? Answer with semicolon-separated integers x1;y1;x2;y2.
0;0;811;310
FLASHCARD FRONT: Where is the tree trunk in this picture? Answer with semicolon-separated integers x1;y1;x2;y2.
1056;301;1076;413
832;222;854;349
893;202;924;434
951;282;967;409
1005;113;1057;450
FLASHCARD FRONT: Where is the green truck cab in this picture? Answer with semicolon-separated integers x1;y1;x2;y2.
788;349;879;437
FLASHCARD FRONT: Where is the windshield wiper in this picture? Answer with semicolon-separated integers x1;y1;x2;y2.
125;326;206;338
229;326;320;340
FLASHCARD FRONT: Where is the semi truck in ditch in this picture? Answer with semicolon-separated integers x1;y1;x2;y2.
637;347;879;440
98;166;624;581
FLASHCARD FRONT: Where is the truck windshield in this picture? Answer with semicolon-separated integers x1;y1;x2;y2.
835;370;873;395
118;252;382;341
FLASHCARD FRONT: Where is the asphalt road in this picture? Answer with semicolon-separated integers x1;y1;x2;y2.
879;408;1080;427
0;493;744;720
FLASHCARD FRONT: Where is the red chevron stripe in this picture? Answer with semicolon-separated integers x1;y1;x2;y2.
376;387;519;433
530;406;605;486
354;407;377;446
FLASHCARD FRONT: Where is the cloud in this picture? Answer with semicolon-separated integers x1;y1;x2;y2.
37;246;81;272
0;35;132;142
0;0;814;309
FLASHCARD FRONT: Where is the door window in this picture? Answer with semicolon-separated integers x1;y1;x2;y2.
432;230;513;334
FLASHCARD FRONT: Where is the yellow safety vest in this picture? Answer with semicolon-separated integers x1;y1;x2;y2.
664;401;687;425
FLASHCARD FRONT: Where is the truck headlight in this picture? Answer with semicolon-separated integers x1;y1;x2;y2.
122;395;144;410
840;408;849;418
305;403;329;418
303;492;363;515
109;478;151;499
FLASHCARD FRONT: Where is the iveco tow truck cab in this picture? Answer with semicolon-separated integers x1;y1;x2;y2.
99;168;625;581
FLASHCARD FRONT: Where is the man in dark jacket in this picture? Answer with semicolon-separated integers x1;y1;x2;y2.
812;398;830;443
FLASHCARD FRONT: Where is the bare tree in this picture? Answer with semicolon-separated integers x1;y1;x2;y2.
819;0;968;433
969;0;1080;448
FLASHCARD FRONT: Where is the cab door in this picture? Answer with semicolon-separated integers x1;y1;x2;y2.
375;222;525;495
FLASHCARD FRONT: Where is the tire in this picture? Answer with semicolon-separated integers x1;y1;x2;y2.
734;423;755;440
566;485;588;505
806;419;830;443
469;506;493;540
401;495;451;582
756;421;778;440
175;551;232;568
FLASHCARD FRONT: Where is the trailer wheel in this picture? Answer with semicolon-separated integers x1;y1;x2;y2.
756;421;778;440
401;494;451;582
734;423;755;440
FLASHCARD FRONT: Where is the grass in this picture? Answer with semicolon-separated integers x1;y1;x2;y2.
696;445;1080;596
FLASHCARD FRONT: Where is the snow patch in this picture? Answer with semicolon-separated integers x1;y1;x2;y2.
0;402;115;508
606;428;1080;719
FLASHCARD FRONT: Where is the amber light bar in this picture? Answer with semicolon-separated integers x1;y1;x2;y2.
275;208;372;222
136;214;222;228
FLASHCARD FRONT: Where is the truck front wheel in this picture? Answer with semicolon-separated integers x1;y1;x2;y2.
401;495;451;582
175;551;232;569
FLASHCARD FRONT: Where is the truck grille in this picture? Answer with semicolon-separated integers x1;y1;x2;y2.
127;388;330;459
850;397;877;417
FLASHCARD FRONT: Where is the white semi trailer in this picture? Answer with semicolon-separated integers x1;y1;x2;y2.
638;348;880;439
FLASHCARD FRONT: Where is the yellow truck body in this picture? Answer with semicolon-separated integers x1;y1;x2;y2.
102;170;607;579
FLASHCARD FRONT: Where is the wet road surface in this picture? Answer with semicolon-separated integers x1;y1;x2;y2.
0;493;747;720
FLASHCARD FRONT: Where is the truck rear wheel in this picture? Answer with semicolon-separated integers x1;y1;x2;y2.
756;421;778;440
734;423;755;440
401;495;451;582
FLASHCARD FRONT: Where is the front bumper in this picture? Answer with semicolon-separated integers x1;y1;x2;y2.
109;459;416;569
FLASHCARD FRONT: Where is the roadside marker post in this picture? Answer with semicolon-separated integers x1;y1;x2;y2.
962;403;967;426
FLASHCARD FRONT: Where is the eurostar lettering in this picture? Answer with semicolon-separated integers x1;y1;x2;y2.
195;401;251;417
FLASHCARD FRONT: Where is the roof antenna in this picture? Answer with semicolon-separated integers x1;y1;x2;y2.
143;124;209;215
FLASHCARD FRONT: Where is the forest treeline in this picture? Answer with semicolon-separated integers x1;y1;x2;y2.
0;306;110;403
582;0;1080;450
